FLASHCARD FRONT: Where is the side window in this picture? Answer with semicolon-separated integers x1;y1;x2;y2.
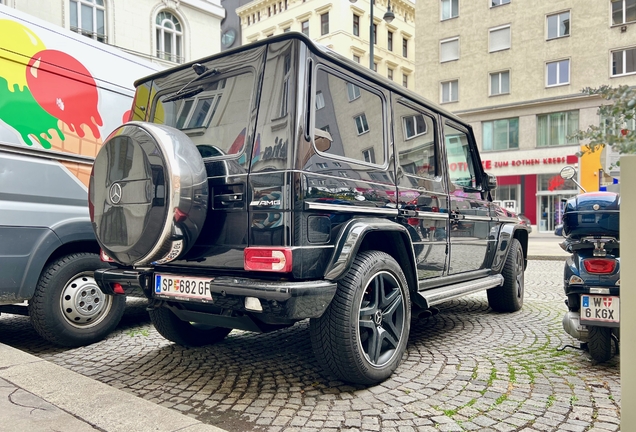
394;101;437;180
443;122;481;195
313;68;385;165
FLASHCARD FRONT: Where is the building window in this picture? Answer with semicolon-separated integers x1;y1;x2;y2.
155;11;183;63
355;114;370;135
537;111;579;147
301;20;309;36
353;14;360;36
315;91;325;110
316;162;328;169
403;73;408;88
347;83;361;101
373;24;377;44
388;68;394;80
612;47;636;76
283;27;291;32
546;59;570;86
373;62;378;72
491;0;510;7
403;114;427;139
482;118;519;151
441;0;459;20
339;171;349;178
321;12;329;36
441;80;458;103
490;70;510;95
353;54;361;63
612;0;636;25
388;31;393;51
402;38;408;57
174;82;225;130
70;0;106;42
440;37;459;62
489;25;511;52
279;54;291;117
547;11;570;39
362;148;376;163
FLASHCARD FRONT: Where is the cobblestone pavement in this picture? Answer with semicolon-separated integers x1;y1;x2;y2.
0;261;620;432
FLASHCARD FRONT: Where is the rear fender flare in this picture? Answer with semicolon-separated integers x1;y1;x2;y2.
323;218;417;289
491;223;528;273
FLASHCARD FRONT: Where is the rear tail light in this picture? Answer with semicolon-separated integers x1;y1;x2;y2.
100;249;115;263
583;258;616;274
244;247;292;272
112;283;126;295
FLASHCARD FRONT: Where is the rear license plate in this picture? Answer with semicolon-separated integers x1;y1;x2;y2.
154;274;214;302
580;295;619;325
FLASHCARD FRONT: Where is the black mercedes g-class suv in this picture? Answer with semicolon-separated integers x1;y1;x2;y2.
89;33;528;385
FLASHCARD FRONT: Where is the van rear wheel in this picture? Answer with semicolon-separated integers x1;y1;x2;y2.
310;251;410;385
28;253;125;347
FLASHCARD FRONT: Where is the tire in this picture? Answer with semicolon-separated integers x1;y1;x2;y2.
149;306;232;347
310;251;411;385
28;253;126;347
588;326;613;362
488;238;524;312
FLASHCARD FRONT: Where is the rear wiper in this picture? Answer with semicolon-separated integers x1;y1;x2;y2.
163;63;219;102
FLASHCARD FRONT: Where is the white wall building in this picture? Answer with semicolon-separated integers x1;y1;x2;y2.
236;0;416;88
1;0;224;67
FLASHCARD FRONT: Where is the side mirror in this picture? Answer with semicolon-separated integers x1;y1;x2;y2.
485;172;497;191
560;166;576;180
559;165;587;193
314;128;333;152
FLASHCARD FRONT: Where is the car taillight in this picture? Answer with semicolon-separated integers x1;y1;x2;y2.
100;249;115;263
583;258;616;274
244;247;292;272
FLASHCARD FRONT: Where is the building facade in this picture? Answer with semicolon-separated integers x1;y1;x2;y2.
236;0;416;87
415;0;636;232
2;0;224;67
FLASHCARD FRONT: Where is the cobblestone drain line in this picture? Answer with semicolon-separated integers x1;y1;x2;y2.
0;261;620;432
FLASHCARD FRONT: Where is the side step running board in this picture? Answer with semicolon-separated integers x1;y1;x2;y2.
417;274;504;309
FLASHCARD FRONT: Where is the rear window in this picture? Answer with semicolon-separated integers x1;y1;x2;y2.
153;71;255;157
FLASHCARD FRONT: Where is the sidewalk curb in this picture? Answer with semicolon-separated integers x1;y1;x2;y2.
0;343;227;432
528;255;568;261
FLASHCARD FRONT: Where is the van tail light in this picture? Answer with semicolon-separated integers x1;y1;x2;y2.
583;258;616;274
100;249;115;263
244;247;293;272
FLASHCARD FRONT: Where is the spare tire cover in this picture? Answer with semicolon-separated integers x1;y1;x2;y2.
90;122;208;266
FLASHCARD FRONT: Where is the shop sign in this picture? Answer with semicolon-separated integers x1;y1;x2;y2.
481;156;569;170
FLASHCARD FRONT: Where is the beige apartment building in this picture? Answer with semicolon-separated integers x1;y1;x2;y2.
416;0;636;232
236;0;416;87
1;0;224;67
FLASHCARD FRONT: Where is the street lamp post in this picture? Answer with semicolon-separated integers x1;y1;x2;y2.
350;0;395;70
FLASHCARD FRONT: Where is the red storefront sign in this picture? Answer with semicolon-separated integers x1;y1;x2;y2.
480;155;577;170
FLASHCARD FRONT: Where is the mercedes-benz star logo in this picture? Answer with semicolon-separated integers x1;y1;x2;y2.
110;182;122;204
374;310;383;326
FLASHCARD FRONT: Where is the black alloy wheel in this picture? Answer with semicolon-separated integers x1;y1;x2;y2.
310;251;411;385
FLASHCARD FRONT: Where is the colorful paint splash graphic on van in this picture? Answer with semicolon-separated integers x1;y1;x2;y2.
0;19;103;150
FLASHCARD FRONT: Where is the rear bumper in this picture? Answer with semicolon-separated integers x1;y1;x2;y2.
93;268;337;320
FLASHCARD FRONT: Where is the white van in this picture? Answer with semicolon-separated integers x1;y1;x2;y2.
0;5;161;346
